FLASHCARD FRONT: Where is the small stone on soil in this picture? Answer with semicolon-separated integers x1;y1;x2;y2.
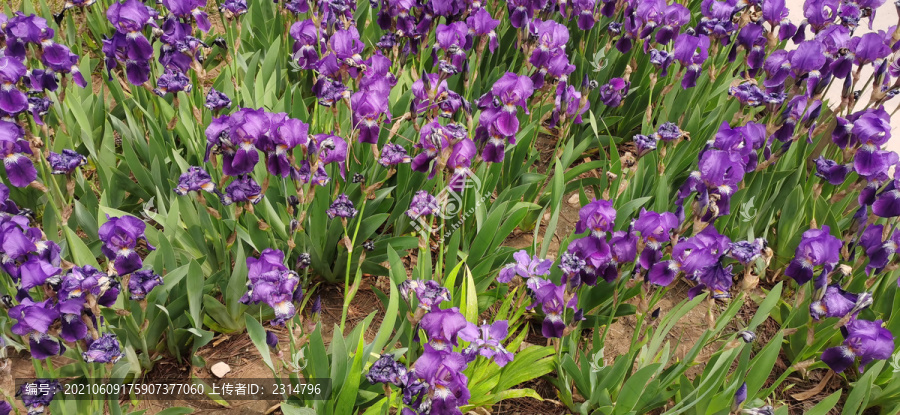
210;362;231;378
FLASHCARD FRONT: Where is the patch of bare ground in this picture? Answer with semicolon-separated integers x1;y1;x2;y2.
317;275;387;346
493;378;568;415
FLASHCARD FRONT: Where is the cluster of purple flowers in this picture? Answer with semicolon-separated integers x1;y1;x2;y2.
105;0;210;94
475;73;535;163
200;107;330;205
782;225;896;372
0;13;86;125
240;248;302;325
369;279;513;414
675;121;765;222
2;202;154;361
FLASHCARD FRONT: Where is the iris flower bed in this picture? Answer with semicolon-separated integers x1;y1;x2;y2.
0;0;897;413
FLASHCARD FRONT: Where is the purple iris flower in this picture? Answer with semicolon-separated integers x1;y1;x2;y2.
379;143;411;166
328;26;365;67
821;318;895;373
265;330;279;349
529;19;569;69
434;22;469;74
351;91;391;144
58;265;118;309
633;134;659;156
648;226;731;292
99;214;155;275
459;320;514;366
174;166;216;195
420;307;469;350
9;298;62;360
784;226;842;285
313;133;348;179
367;354;408;385
598;78;629;107
649;49;674;76
290;20;322;69
550;85;588;128
466;8;500;52
853;32;891;66
810;284;868;321
734;382;748;410
240;248;301;325
162;0;211;32
0;57;28;114
673;33;710;89
497;250;552;283
205;88;232;111
17;379;61;414
401;279;451;311
858;224;900;273
221;175;263;205
533;282;578;338
105;0;155;85
729;239;765;265
407;191;438;220
635;208;678;270
814;156;851;185
47;149;86;175
729;83;765;107
410;344;470;414
0;400;10;415
412;121;451;178
220;0;248;16
327;193;358;219
83;333;123;363
482;73;535;138
128;269;163;300
446;138;476;192
654;122;683;141
265;117;310;177
411;74;468;118
38;42;87;88
575;199;616;237
873;181;900;218
154;69;193;96
565;235;616;286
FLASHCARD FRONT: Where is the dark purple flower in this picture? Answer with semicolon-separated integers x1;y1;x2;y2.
420;307;469;349
466;8;500;51
810;284;866;321
220;0;248;16
497;250;552;283
351;91;390;144
821;318;895;373
221;175;263;205
367;354;408;385
734;382;747;410
240;249;300;325
174;166;215;195
634;208;678;245
402;279;451;311
533;282;577;338
290;20;322;69
162;0;210;31
410;345;470;413
459;320;514;366
873;185;900;218
47;149;86;175
99;214;154;275
411;74;469;118
407;191;438;219
327;193;357;219
0;400;11;415
784;226;842;285
128;269;163;300
649;49;674;75
575;199;616;236
379;143;411;166
205;88;232;111
17;379;61;413
265;330;279;348
633;134;659;156
654;122;683;141
598;77;629;107
814;156;851;185
82;333;123;363
565;236;614;286
729;239;765;265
